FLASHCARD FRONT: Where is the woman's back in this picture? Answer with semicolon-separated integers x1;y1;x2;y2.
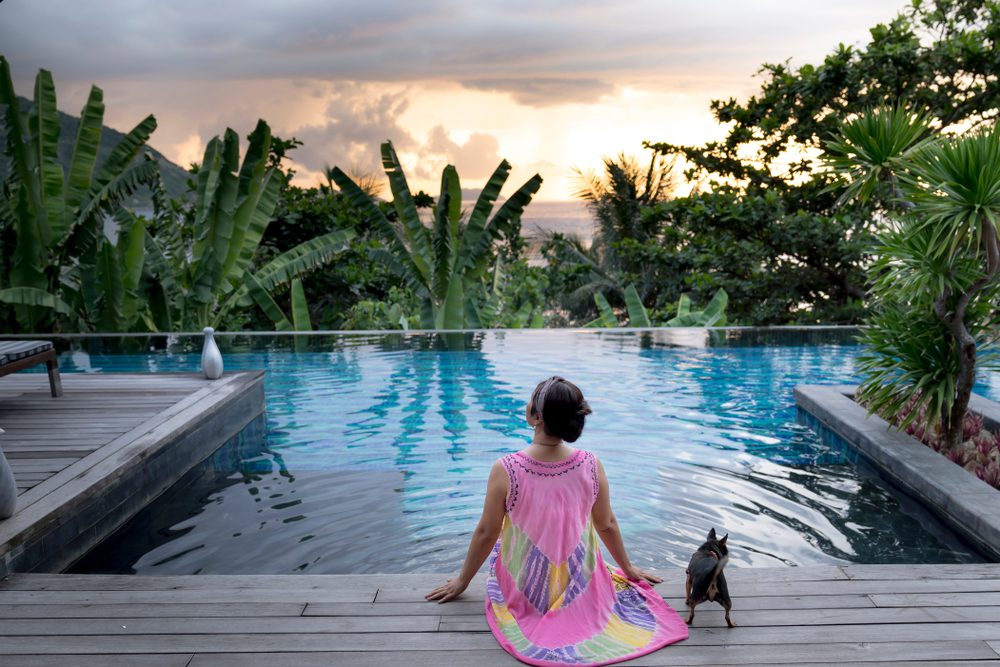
487;448;687;666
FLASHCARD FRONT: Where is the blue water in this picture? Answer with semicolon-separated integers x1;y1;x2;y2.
63;330;991;574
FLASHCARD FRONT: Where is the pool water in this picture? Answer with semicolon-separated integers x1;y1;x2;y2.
63;330;991;574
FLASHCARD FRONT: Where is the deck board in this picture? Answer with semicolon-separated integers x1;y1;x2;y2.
0;372;265;575
0;566;998;665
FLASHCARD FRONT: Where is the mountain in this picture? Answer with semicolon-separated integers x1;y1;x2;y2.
0;96;191;209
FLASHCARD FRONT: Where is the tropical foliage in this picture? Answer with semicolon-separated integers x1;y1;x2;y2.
141;121;354;331
543;152;677;323
828;107;1000;453
0;57;158;332
632;0;1000;325
329;141;543;329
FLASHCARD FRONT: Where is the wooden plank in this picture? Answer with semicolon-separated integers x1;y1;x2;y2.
9;460;83;472
306;601;487;617
309;594;878;618
2;573;384;592
0;603;307;618
439;605;1000;631
627;642;1000;666
0;589;377;604
187;651;511;667
371;577;1000;602
0;372;266;575
0;615;441;635
2;633;999;656
4;373;247;516
5;657;192;667
872;592;1000;607
187;654;1000;667
0;632;499;654
842;563;1000;580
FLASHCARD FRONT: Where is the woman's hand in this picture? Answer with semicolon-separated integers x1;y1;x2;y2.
622;565;663;585
425;578;469;603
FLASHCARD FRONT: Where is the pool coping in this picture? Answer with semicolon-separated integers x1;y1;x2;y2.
0;371;265;576
795;384;1000;561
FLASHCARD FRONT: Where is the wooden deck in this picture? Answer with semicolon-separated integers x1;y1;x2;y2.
1;565;999;665
0;372;264;575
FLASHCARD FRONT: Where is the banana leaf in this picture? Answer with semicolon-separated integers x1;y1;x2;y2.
435;271;465;330
0;287;71;314
290;278;313;332
29;69;63;247
329;165;426;292
65;86;105;229
594;292;618;327
382;142;433;281
624;284;651;327
702;288;729;326
243;272;293;331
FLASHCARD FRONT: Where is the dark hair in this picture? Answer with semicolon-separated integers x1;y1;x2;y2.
530;376;592;443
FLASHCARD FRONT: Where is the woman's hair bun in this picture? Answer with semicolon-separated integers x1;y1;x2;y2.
531;377;591;443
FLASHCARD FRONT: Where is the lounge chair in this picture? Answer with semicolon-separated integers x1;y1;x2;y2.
0;341;62;397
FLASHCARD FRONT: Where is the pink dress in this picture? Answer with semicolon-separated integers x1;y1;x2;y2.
485;449;689;666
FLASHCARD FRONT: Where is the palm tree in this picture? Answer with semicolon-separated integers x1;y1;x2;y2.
548;152;677;321
828;107;1000;451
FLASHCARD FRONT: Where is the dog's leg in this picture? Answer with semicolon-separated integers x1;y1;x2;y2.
684;570;695;625
722;599;736;628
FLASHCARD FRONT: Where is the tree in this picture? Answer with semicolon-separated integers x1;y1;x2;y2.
829;107;1000;453
254;183;404;330
641;0;1000;324
543;152;678;323
0;57;158;332
329;141;543;329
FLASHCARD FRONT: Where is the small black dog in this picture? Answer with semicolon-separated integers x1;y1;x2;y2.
684;528;735;628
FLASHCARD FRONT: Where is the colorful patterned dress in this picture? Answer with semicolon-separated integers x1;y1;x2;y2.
485;449;688;666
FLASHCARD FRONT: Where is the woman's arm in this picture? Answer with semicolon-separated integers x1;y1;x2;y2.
590;456;662;584
425;460;508;603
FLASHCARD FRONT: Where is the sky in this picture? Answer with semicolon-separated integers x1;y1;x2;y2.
0;0;908;201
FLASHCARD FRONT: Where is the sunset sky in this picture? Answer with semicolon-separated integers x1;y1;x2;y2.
1;0;906;201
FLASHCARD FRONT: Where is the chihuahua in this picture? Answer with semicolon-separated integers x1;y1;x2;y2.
684;528;735;628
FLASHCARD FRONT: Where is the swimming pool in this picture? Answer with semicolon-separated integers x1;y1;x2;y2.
58;329;991;574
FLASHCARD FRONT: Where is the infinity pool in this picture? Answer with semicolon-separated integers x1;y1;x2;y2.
62;329;991;574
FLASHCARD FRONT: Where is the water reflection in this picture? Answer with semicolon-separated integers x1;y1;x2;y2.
59;330;988;574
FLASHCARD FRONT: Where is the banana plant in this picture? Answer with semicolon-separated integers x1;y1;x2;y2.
666;289;729;326
329;141;542;329
0;57;158;332
586;284;651;327
477;258;544;328
142;121;356;331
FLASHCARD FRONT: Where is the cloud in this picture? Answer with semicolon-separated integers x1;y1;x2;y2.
460;78;614;107
289;84;416;175
1;0;908;109
418;126;503;180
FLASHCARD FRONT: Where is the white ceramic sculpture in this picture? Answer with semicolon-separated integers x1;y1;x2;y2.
201;327;224;380
0;428;15;519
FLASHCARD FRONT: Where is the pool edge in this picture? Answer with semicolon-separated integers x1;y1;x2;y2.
795;384;1000;561
0;371;265;576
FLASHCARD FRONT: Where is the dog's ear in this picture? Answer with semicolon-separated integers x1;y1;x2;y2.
707;528;717;541
719;533;728;546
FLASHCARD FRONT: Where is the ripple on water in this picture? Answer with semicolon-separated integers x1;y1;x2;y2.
67;333;988;573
